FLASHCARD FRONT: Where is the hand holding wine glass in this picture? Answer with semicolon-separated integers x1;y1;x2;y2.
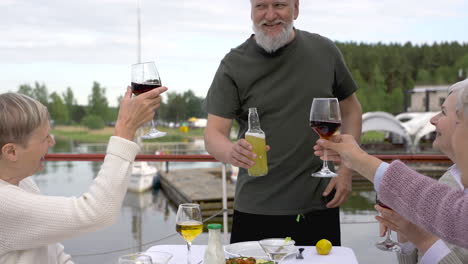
176;203;203;264
114;86;167;141
375;195;401;252
309;98;341;177
131;61;167;139
375;203;440;254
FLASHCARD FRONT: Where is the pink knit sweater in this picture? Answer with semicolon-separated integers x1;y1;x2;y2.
379;161;468;249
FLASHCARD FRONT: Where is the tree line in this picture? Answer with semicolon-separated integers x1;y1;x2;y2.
337;41;468;113
14;42;468;128
16;81;206;129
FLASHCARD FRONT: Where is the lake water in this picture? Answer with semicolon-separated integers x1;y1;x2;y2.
35;139;420;264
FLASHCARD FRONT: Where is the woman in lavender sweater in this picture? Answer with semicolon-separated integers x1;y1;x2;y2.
314;80;468;250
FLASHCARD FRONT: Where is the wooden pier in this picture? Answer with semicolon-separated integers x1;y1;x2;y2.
160;167;236;217
160;163;449;217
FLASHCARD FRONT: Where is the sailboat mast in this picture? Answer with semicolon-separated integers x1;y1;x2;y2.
137;0;141;63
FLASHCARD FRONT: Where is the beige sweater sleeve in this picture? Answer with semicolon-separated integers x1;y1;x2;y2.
0;136;140;255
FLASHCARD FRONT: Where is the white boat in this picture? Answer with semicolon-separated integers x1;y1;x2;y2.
128;161;159;192
230;165;239;183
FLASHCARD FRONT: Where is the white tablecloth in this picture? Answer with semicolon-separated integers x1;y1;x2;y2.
147;245;358;264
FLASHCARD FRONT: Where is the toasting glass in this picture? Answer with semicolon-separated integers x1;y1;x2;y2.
309;98;342;177
175;203;203;264
131;61;166;139
375;195;401;252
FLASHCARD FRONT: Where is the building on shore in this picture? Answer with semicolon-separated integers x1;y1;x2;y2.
407;85;450;112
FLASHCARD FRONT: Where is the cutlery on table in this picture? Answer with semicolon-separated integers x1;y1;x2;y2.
296;248;304;259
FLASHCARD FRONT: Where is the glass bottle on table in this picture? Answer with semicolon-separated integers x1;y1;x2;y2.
203;223;225;264
245;107;268;176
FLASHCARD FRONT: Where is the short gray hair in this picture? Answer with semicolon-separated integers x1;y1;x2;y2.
455;79;468;115
0;93;49;148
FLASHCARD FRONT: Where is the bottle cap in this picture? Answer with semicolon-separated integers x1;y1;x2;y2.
207;223;222;229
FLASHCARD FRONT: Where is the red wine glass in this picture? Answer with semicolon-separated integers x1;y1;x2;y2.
309;98;341;177
131;61;166;139
375;195;401;252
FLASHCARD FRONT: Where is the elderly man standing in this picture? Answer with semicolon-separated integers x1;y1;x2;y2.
204;0;362;245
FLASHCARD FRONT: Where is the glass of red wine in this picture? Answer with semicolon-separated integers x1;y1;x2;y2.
375;195;401;252
309;98;341;177
131;61;166;139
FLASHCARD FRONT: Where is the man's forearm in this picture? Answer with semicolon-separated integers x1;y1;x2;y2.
204;132;234;164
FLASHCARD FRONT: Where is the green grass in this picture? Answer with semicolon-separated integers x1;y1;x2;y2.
51;129;112;143
361;131;385;143
51;126;205;143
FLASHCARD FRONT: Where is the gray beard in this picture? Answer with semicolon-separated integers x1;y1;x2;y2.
252;21;294;53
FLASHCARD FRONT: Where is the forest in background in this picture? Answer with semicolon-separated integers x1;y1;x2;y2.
338;41;468;113
13;41;468;129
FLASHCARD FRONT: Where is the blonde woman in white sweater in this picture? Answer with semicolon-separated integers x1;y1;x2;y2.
0;85;167;264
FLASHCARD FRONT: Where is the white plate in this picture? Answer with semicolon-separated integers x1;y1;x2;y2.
224;241;297;259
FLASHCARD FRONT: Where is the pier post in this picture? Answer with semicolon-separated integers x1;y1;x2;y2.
222;163;228;243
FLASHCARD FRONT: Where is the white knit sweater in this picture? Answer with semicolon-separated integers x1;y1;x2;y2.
0;136;140;264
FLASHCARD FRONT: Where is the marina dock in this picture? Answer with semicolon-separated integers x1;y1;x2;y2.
160;167;236;217
160;163;449;217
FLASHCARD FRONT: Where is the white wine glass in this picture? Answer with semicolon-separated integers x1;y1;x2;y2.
118;253;153;264
175;203;203;264
309;98;341;177
131;61;166;139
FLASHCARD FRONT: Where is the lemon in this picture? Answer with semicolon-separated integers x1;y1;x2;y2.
316;239;332;255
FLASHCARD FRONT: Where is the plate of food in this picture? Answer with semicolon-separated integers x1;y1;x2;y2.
225;257;272;264
224;241;296;260
225;241;268;259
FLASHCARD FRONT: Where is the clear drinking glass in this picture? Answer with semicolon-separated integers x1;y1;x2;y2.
175;203;203;264
118;253;153;264
131;61;166;139
375;195;401;252
258;238;296;264
145;250;173;264
309;98;342;177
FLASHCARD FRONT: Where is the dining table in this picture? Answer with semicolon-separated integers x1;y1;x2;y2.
147;244;359;264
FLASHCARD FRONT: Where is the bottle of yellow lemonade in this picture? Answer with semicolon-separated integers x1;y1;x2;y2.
245;107;268;176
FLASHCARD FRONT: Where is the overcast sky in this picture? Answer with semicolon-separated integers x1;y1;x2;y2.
1;0;467;106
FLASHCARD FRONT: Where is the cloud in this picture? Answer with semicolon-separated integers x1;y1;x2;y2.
1;0;467;105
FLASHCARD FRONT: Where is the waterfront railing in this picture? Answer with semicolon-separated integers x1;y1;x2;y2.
45;153;451;243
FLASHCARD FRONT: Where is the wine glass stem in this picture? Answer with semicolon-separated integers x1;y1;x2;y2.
385;229;393;242
322;148;330;171
150;119;156;128
186;241;192;264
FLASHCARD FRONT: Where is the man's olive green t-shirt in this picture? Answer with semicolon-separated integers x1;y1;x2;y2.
205;29;358;215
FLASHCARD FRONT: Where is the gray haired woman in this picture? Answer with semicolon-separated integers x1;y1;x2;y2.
0;86;167;264
314;79;468;249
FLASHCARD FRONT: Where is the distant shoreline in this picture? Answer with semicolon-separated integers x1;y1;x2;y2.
51;125;204;143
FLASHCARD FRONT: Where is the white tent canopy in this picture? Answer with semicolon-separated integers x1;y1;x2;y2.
362;112;438;152
362;112;411;143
